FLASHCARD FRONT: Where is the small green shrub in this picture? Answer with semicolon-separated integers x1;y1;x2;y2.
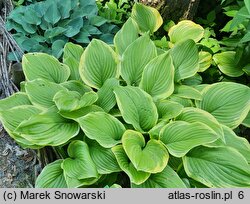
0;3;250;188
6;0;119;59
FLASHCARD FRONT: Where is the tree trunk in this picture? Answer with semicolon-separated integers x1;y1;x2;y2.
139;0;200;23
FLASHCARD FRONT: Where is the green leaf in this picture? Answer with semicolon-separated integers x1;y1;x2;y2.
242;111;250;127
35;160;67;188
132;166;186;188
139;52;175;101
78;112;126;148
15;109;80;146
173;85;202;100
171;39;199;82
96;78;119;112
183;146;250;187
131;3;163;33
52;40;65;58
196;82;250;129
114;86;158;132
198;51;212;72
64;17;83;38
88;140;121;174
169;95;193;107
112;145;150;185
53;90;98;112
25;79;67;109
79;39;118;89
114;18;139;55
44;27;66;39
60;80;92;95
63;42;84;81
0;93;31;111
160;121;219;157
22;53;70;83
213;51;244;77
244;0;250;15
120;34;157;86
122;130;169;173
168;20;204;44
62;141;98;188
44;1;61;24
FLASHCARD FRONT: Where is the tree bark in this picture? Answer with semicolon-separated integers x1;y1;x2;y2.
139;0;200;23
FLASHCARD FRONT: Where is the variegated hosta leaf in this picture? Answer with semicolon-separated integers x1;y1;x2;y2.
22;53;70;83
176;107;224;143
168;20;204;44
53;90;98;112
168;95;193;107
112;145;150;185
63;42;84;80
114;18;139;56
114;86;158;132
61;80;92;95
35;160;67;188
0;92;31;111
170;39;199;82
156;100;184;121
62;141;99;188
213;51;244;77
183;146;250;187
96;78;119;112
242;111;250;127
132;166;186;188
0;105;42;149
160;121;219;157
196;82;250;129
173;85;202;100
131;3;163;34
139;52;175;101
88;140;121;174
25;78;67;109
15;109;80;146
79;39;118;89
120;34;157;86
122;130;169;173
198;51;212;72
78;112;126;148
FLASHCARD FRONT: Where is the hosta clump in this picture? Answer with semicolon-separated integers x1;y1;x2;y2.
6;0;119;59
1;3;250;188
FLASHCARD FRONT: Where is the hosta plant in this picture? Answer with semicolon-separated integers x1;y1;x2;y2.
1;3;250;188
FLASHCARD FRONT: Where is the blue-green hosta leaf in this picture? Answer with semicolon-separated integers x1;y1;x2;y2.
96;78;119;112
122;130;169;173
173;85;202;100
176;107;224;143
114;86;158;132
0;105;42;149
114;18;139;55
79;39;118;89
25;79;67;109
132;166;186;188
35;160;67;188
53;90;98;112
88;140;121;174
213;51;244;77
120;34;157;86
160;121;219;157
198;51;212;72
15;110;80;146
44;1;61;24
139;52;175;101
62;141;98;188
22;53;70;83
61;80;92;95
52;40;65;59
168;20;204;44
131;3;163;34
63;42;84;80
0;93;31;111
183;146;250;187
78;112;126;148
112;145;150;185
196;82;250;129
171;39;199;82
156;100;184;121
242;111;250;127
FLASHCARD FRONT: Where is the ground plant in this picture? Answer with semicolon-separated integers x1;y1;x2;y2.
0;3;250;188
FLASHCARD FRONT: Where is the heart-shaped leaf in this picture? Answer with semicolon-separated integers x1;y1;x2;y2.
78;112;126;148
122;130;169;173
156;100;183;121
114;86;158;132
160;121;219;157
